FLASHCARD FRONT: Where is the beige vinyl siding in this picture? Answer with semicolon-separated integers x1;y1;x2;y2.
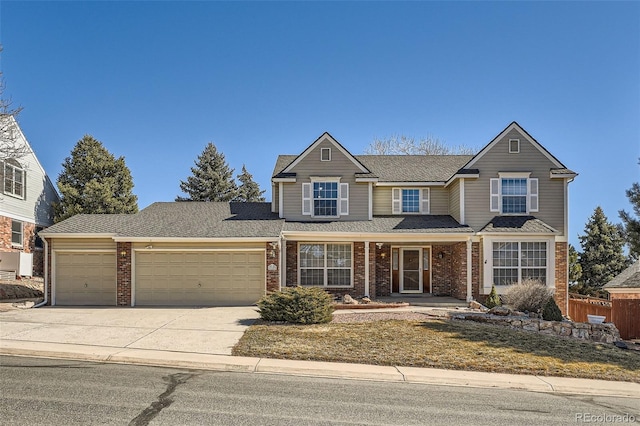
372;186;448;215
51;238;117;251
430;188;449;215
282;138;369;221
464;128;566;235
449;180;461;223
373;187;392;215
272;183;279;213
132;241;266;251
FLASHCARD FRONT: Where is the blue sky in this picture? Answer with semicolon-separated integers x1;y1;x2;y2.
1;1;638;250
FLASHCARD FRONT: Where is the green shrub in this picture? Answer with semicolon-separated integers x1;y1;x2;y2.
503;278;553;313
542;296;563;321
257;286;334;324
484;285;501;309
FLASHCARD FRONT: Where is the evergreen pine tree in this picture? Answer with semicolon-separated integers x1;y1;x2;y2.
568;244;582;285
235;164;265;202
619;161;640;259
176;142;238;202
578;206;629;292
55;135;138;222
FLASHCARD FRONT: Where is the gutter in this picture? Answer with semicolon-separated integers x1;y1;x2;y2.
34;238;48;308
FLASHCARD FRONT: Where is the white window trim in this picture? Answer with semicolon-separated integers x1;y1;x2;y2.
320;148;331;162
490;173;538;215
304;177;348;218
4;161;25;199
481;236;555;295
392;187;430;214
11;219;23;247
298;242;354;288
509;139;520;153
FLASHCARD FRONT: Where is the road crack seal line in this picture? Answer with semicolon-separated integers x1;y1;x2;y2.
128;371;199;426
535;376;555;391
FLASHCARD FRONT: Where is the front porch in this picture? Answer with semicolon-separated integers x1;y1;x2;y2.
282;240;480;302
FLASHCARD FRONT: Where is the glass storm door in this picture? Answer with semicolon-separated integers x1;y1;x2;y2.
401;249;422;293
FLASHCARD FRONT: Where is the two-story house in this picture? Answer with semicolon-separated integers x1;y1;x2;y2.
40;122;576;313
0;115;59;277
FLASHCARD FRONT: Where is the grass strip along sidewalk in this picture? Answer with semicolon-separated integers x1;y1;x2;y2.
233;318;640;383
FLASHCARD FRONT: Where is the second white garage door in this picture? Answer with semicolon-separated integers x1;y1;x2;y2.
135;251;265;306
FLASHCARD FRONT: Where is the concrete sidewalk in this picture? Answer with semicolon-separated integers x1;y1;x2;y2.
1;305;639;399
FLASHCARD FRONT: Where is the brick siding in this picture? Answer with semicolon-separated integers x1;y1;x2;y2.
375;243;391;297
116;242;132;306
266;242;280;293
555;241;568;315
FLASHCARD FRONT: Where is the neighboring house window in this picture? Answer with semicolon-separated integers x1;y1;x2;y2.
492;241;547;286
509;139;520;153
34;226;44;250
4;160;25;199
302;180;349;217
299;243;352;287
11;220;23;246
392;188;430;214
490;176;538;214
321;148;331;161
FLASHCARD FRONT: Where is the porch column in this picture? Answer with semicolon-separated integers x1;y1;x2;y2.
364;241;370;297
280;238;286;290
466;238;473;302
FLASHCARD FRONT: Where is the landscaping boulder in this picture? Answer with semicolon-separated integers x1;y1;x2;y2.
488;306;511;316
342;294;358;305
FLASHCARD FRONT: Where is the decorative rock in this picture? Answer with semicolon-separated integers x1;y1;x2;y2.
361;297;371;304
572;328;589;340
522;319;540;332
488;306;511;316
469;301;488;312
342;294;358;305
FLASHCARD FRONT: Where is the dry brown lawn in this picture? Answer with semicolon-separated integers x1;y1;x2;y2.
232;318;640;383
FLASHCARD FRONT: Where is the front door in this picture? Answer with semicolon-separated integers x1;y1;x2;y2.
400;248;422;293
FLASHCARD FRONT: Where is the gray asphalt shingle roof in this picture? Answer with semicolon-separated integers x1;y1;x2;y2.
41;214;134;235
273;154;472;182
118;202;283;238
603;261;640;289
479;216;559;234
283;215;473;234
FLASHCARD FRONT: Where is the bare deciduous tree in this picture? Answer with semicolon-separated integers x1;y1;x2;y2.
364;134;478;155
0;46;29;162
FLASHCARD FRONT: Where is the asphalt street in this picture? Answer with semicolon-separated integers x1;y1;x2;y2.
2;356;639;426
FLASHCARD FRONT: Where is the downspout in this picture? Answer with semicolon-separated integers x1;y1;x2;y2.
364;241;370;297
466;238;473;302
34;237;49;308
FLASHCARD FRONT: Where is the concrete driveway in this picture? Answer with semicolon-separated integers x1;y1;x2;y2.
0;306;260;355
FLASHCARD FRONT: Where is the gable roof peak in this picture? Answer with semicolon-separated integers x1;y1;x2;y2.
281;132;370;174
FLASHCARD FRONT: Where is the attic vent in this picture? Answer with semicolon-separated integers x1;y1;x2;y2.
321;148;331;161
509;139;520;153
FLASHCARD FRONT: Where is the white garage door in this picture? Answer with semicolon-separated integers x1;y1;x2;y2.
135;251;265;306
55;252;117;305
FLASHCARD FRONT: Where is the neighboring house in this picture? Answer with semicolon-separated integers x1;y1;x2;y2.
40;122;577;313
603;261;640;339
0;116;59;277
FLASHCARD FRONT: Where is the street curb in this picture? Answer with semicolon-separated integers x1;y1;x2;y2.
2;340;639;399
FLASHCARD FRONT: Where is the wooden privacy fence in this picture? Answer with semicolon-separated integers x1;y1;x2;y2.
568;294;612;323
568;293;639;340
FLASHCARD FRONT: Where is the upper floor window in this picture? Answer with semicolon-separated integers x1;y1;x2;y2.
302;179;349;217
392;188;430;214
320;148;331;161
11;220;23;246
4;160;25;199
314;181;338;216
490;175;538;214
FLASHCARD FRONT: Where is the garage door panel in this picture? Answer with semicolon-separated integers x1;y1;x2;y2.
135;251;265;306
55;252;116;306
